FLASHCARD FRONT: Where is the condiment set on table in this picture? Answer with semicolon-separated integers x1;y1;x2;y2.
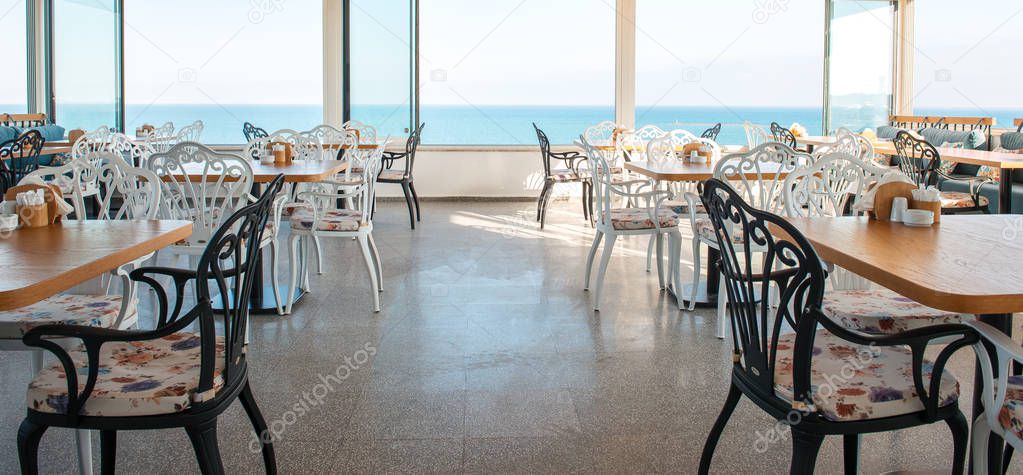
0;183;71;233
862;174;942;226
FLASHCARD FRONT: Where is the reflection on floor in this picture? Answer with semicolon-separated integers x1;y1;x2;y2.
0;201;1014;473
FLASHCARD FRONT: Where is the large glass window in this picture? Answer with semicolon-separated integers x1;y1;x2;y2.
349;0;415;138
0;0;27;115
52;0;119;130
419;0;615;145
635;0;825;145
826;0;894;133
913;0;1023;128
125;1;322;144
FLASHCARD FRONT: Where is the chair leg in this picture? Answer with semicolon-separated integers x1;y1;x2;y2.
645;235;655;273
698;384;742;475
540;182;555;230
670;233;685;310
580;182;590;222
401;182;416;230
185;419;226;475
17;419;48;475
301;238;311;291
689;239;702;312
973;414;991;475
655;233;665;289
789;429;825;475
583;230;603;291
268;241;284;316
313;236;324;275
593;233;617;311
946;410;969;475
842;434;860;475
536;182;549;222
716;275;728;339
285;235;301;315
76;429;93;475
358;234;381;313
368;233;383;292
100;430;116;475
409;181;421;222
31;350;43;373
239;381;278;475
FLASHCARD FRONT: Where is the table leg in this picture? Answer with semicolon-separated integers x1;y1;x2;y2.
972;313;1013;474
1000;169;1013;214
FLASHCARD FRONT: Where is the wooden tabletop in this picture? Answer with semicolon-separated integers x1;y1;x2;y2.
797;135;1023;169
625;159;786;182
786;215;1023;314
0;220;193;311
169;160;349;183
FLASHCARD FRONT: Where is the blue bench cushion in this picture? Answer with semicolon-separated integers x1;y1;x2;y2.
875;126;905;140
22;124;65;142
0;126;18;143
1000;132;1023;151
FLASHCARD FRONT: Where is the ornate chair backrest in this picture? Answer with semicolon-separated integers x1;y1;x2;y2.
397;123;424;176
583;120;620;145
70;126;112;160
23;152;161;221
713;142;812;214
783;152;884;218
297;143;385;228
700;177;826;410
579;136;618;228
175;120;204;143
533;123;555;176
893;130;940;187
0;130;45;193
147;142;254;246
192;174;285;398
242;122;269;143
619;125;666;162
21;158;94;219
144;122;176;153
770;122;797;148
303;124;352;161
342;120;378;146
743;121;770;148
701;123;722;141
811;128;860;159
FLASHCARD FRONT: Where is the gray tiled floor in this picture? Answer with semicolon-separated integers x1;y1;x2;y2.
0;200;1016;474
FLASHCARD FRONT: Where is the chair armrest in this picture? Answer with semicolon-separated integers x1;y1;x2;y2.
129;266;201;326
967;320;1023;434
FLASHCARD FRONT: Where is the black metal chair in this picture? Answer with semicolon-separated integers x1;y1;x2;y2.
697;178;976;475
0;130;45;194
700;123;722;142
769;122;797;148
892;130;990;214
17;175;287;475
243;122;269;143
379;123;424;229
533;123;589;229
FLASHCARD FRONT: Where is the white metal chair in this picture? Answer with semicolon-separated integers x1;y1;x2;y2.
970;320;1023;474
811;129;860;158
3;153;161;475
147;142;286;314
342;119;378;147
286;143;386;313
684;143;812;333
143;121;176;153
583;120;621;145
174;120;204;143
743;121;771;149
578;135;684;311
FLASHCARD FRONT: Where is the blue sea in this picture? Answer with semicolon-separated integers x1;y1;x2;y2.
3;104;1018;146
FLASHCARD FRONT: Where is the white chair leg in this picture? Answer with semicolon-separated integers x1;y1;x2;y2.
670;234;685;310
30;350;43;373
645;235;655;273
584;231;604;291
716;273;728;339
75;429;93;475
368;233;383;292
972;414;990;475
357;234;381;312
285;235;302;315
688;239;702;311
655;233;665;290
592;233;617;311
302;237;312;291
313;236;325;275
268;240;284;315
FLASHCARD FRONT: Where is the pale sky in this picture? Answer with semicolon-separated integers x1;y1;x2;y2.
1;0;1020;111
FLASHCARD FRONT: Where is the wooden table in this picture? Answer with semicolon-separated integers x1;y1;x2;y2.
798;135;1023;213
625;159;786;181
0;220;193;311
786;215;1023;473
169;160;348;183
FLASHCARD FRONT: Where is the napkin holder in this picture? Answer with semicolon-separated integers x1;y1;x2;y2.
681;143;712;162
267;142;293;164
4;184;63;228
868;181;916;222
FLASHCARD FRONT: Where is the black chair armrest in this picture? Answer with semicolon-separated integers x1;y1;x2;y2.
129;266;202;326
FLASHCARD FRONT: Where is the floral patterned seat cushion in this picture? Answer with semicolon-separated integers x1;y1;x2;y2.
773;330;959;422
822;288;966;335
996;376;1023;439
289;208;364;232
548;168;581;181
694;217;744;244
28;332;225;417
664;199;705;215
603;208;679;231
0;294;124;339
378;169;407;181
940;191;987;209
